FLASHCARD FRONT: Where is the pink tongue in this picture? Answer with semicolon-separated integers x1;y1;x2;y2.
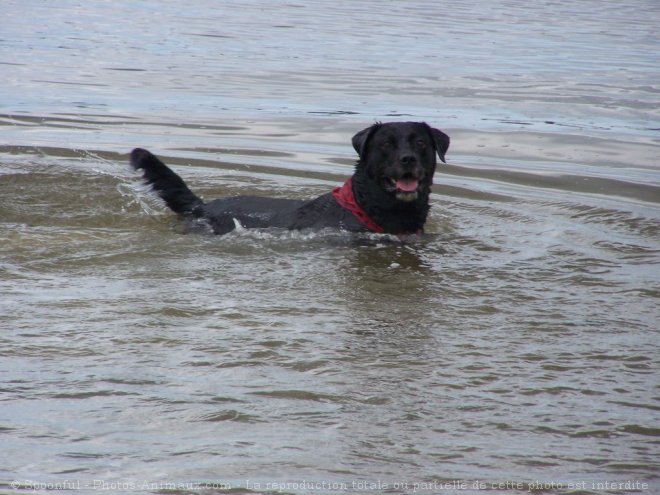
396;178;419;192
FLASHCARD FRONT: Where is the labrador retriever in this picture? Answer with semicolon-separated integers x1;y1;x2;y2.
130;121;449;235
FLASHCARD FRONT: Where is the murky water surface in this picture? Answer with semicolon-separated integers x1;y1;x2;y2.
1;1;659;494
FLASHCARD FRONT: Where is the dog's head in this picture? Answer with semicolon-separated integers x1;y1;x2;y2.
352;122;450;202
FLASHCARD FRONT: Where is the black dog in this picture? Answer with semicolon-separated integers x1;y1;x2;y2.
130;122;449;236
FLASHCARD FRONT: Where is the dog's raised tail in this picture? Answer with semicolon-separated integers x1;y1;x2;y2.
130;148;205;217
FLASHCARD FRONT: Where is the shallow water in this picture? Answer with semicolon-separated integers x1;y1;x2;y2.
1;1;659;494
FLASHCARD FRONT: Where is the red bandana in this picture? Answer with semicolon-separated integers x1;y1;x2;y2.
332;179;384;233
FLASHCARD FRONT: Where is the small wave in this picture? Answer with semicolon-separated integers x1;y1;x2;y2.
251;389;345;403
50;390;136;399
195;410;260;423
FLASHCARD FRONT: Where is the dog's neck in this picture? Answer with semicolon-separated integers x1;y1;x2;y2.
351;168;430;235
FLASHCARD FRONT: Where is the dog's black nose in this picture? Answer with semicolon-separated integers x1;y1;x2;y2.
400;154;417;167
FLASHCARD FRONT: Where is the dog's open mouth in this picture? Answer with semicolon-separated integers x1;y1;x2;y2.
385;174;420;201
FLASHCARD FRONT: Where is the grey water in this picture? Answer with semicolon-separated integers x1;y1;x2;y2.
1;1;659;494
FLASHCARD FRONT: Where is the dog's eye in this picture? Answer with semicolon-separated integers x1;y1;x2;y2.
416;139;428;149
381;141;392;150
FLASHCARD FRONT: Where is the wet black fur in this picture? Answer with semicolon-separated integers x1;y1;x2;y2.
130;122;449;235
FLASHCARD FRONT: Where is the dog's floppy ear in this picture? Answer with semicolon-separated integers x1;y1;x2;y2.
352;123;381;158
425;125;450;163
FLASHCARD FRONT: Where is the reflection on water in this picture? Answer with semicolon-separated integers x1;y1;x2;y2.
1;0;659;494
3;0;659;136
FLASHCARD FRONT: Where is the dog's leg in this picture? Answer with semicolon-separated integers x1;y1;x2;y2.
130;148;205;217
